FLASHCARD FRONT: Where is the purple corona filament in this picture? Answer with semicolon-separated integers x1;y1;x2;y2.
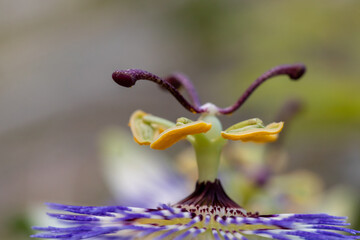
32;202;360;239
112;64;306;115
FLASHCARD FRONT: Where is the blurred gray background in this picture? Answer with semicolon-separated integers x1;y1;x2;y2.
1;1;360;239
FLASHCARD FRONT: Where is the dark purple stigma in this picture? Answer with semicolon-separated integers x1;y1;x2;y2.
112;69;204;113
287;64;306;80
218;64;307;114
112;70;136;88
112;64;306;115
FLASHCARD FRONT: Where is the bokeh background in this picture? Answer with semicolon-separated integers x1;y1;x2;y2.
1;1;360;239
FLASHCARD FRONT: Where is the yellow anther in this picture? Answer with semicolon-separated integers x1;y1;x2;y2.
150;121;212;150
221;122;284;143
129;110;164;145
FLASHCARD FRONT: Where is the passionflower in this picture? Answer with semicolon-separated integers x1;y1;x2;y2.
32;64;360;239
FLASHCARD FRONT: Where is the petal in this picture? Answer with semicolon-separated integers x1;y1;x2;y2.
222;122;284;143
150;121;212;150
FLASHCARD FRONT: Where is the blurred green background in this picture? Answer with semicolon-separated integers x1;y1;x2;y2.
1;1;360;239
